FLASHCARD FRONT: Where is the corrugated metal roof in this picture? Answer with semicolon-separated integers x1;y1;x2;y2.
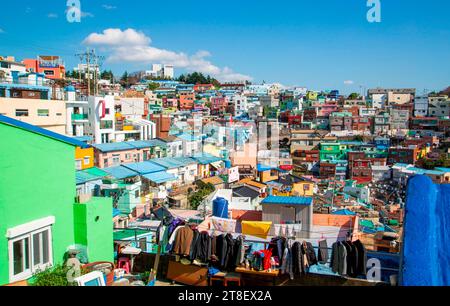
76;167;108;184
93;142;135;152
103;165;138;179
191;153;222;165
142;171;177;184
122;161;166;175
261;196;312;206
149;157;196;169
0;114;89;148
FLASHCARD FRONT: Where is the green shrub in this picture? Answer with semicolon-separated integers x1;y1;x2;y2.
31;264;72;286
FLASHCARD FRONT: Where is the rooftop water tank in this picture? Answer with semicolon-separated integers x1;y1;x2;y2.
212;197;228;219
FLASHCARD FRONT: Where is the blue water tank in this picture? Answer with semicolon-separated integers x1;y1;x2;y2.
224;160;232;169
212;197;228;219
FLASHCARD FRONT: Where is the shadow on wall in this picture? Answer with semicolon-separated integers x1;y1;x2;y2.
400;175;450;286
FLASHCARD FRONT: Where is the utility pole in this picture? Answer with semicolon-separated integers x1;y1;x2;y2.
75;49;104;97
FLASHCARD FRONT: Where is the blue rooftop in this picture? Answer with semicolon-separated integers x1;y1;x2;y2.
76;167;108;185
191;153;223;165
332;209;356;216
149;157;196;169
142;171;177;184
0;114;89;148
122;161;166;175
261;196;313;206
93;142;135;152
103;166;138;179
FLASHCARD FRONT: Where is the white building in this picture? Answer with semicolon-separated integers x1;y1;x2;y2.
0;56;27;82
231;94;248;117
145;64;174;79
65;87;89;137
428;95;450;118
371;93;387;109
119;98;145;121
414;96;429;117
85;95;116;144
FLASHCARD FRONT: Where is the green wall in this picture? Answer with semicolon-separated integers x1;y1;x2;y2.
0;123;76;285
74;197;114;263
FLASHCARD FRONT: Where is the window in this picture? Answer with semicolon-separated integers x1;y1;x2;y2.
15;109;29;117
37;109;49;117
83;157;90;165
135;190;140;198
43;70;54;76
105;108;110;115
8;225;53;283
56;113;62;116
112;154;120;165
75;159;82;170
125;154;131;159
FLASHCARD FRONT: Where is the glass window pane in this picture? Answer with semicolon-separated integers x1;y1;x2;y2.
24;238;29;270
13;240;24;275
33;233;41;265
42;231;49;264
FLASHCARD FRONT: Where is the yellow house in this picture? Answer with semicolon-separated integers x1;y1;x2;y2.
306;91;318;101
270;174;314;197
75;146;94;170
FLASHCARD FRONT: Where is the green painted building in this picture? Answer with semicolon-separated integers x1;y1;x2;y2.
0;115;113;285
319;142;348;161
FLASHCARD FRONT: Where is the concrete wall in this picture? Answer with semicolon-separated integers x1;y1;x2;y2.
0;97;66;133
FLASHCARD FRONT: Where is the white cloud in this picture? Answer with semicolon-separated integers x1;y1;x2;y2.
47;13;58;18
84;28;151;46
83;28;252;82
102;4;117;10
81;11;95;18
344;80;354;85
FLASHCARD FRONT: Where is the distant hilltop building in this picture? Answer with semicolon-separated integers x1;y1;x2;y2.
23;55;66;80
145;64;174;79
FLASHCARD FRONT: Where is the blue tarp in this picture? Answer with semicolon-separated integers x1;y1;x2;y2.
332;209;356;216
400;175;450;286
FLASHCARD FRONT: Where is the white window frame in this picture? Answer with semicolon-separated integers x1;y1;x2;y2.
7;217;54;283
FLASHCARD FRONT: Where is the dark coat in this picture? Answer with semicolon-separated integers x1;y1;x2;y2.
318;240;329;264
353;239;367;275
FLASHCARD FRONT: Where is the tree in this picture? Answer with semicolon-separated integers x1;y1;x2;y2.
100;70;114;81
148;82;160;91
176;72;220;86
120;71;129;87
348;93;360;99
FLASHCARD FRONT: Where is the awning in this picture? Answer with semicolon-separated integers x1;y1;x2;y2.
241;221;272;239
143;171;177;184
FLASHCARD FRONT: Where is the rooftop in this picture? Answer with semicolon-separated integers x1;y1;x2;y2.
261;195;313;206
0;114;89;148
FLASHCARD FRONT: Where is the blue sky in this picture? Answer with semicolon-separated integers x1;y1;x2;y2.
0;0;449;94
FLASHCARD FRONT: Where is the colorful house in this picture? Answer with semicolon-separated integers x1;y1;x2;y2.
0;115;113;285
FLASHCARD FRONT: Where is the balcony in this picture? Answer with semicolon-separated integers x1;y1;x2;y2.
72;113;88;121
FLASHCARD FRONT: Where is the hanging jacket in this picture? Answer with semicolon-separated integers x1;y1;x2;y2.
223;234;236;271
172;225;194;256
347;242;359;278
318;240;329;264
331;241;347;275
353;239;367;275
342;241;353;276
302;241;317;266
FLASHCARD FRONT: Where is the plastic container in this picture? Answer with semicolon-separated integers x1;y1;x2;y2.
212;197;229;219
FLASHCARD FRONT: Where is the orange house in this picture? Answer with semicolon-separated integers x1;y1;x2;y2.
23;56;66;80
179;93;195;110
75;146;94;170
